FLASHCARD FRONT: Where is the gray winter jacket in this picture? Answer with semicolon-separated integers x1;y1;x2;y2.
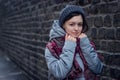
45;20;103;80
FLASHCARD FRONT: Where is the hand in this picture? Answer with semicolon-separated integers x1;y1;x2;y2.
65;34;76;42
79;33;87;39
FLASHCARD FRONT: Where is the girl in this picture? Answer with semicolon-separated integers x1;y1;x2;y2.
45;5;103;80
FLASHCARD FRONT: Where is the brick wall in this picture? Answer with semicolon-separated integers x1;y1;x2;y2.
0;0;119;80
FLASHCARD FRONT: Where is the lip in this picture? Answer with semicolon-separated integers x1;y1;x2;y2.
72;32;80;37
73;32;80;35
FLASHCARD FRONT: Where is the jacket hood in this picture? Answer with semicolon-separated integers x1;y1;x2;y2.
49;20;66;40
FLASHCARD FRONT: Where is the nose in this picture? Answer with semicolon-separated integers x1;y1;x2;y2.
74;25;79;30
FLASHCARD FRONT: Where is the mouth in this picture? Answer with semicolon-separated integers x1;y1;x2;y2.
72;33;80;37
74;32;80;35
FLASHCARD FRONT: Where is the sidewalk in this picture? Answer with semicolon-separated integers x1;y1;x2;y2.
0;50;30;80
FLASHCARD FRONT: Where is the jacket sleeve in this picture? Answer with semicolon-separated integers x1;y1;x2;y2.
80;37;103;74
45;40;76;79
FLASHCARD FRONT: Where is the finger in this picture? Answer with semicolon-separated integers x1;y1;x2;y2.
65;34;68;39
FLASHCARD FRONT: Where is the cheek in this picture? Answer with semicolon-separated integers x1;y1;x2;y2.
65;27;71;33
63;25;70;33
79;27;83;32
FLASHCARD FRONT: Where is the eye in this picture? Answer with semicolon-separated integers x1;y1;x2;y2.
78;23;83;27
69;23;75;26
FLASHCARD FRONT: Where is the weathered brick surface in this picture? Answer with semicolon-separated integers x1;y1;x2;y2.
0;0;119;80
104;15;112;27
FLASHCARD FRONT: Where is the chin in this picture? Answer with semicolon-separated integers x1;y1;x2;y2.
73;35;79;38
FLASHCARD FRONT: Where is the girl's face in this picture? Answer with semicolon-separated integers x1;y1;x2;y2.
63;15;83;38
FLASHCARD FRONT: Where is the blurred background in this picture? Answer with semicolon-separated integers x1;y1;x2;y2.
0;0;119;80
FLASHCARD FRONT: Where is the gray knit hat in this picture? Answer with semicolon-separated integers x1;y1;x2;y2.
59;5;85;27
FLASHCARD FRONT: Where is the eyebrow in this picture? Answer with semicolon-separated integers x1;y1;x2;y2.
68;21;83;23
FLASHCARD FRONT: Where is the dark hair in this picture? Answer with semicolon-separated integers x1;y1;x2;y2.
62;12;88;33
